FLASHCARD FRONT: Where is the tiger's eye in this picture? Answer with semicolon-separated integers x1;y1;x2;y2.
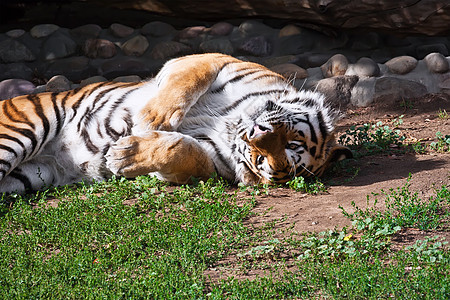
286;143;300;150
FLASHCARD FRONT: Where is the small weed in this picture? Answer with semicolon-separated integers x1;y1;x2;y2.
339;116;406;157
287;176;327;194
438;108;449;120
429;131;450;152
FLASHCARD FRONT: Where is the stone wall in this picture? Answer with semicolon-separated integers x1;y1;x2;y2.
1;20;450;108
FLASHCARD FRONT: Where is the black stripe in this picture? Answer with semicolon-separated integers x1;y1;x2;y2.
51;93;63;136
81;129;100;154
194;135;232;174
28;95;50;150
220;89;286;114
3;99;35;129
2;125;37;156
0;159;11;169
0;133;27;158
104;89;137;139
0;144;18;157
9;169;33;191
211;69;262;93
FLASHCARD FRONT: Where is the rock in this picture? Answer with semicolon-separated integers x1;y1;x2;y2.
70;24;102;43
46;75;71;92
347;57;380;77
200;38;234;55
374;77;428;102
423;52;449;73
99;57;154;79
438;78;450;94
122;35;149;56
6;29;25;38
278;35;314;56
238;36;272;57
350;78;376;107
80;76;107;87
112;75;142;82
110;23;134;38
320;54;349;77
150;41;192;60
46;56;93;82
416;44;448;59
0;79;35;100
209;22;234;36
0;63;33;81
83;39;117;59
385;56;418;74
350;32;380;51
30;24;59;38
0;39;35;63
262;55;298;68
316;76;359;108
238;20;273;36
141;21;175;37
42;32;77;60
270;63;308;80
278;24;302;37
178;26;206;39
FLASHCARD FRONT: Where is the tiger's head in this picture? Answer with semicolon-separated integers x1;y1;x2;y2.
234;89;352;185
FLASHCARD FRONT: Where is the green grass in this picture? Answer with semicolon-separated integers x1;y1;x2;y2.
0;176;448;299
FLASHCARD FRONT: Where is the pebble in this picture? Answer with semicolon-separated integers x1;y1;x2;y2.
316;76;359;107
278;24;302;37
6;29;25;38
0;39;36;63
141;21;175;37
375;77;427;101
239;36;272;57
43;32;77;60
209;22;234;36
178;26;206;39
320;54;348;77
110;23;134;38
83;39;117;59
46;75;71;92
70;24;102;42
423;52;449;73
347;57;380;77
0;79;35;100
385;56;418;74
150;41;192;60
30;24;59;38
46;56;92;82
121;35;149;56
80;76;107;87
270;63;308;80
200;38;234;55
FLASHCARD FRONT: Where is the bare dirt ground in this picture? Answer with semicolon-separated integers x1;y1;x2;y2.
205;93;450;281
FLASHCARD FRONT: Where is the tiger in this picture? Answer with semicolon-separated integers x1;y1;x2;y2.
0;53;352;193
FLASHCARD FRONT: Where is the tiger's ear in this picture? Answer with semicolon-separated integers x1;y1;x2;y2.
326;145;353;164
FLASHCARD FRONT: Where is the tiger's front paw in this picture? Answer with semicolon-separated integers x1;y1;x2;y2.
141;104;186;131
105;136;152;178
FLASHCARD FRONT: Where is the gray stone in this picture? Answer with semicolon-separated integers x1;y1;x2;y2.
262;55;297;68
83;39;117;59
200;38;234;55
423;52;449;73
347;57;380;77
374;77;428;102
302;67;324;90
122;35;149;56
385;56;418;74
30;24;59;38
209;22;234;36
70;24;102;43
46;75;71;92
0;39;35;63
141;21;175;37
150;41;192;60
43;32;77;60
80;76;107;87
238;20;273;36
0;63;33;81
112;75;142;82
320;54;349;78
34;85;47;94
270;63;308;81
350;77;376;107
278;24;302;37
278;35;314;56
238;36;272;57
46;56;93;82
416;44;449;59
178;26;206;39
316;76;359;108
99;57;153;79
438;78;450;94
6;29;25;38
0;79;35;100
110;23;134;38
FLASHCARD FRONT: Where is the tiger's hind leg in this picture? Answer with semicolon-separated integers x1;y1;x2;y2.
105;131;215;184
0;157;66;194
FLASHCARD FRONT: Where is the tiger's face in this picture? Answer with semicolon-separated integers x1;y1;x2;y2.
235;92;352;184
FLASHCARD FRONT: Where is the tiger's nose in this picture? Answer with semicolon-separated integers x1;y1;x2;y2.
248;124;271;140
